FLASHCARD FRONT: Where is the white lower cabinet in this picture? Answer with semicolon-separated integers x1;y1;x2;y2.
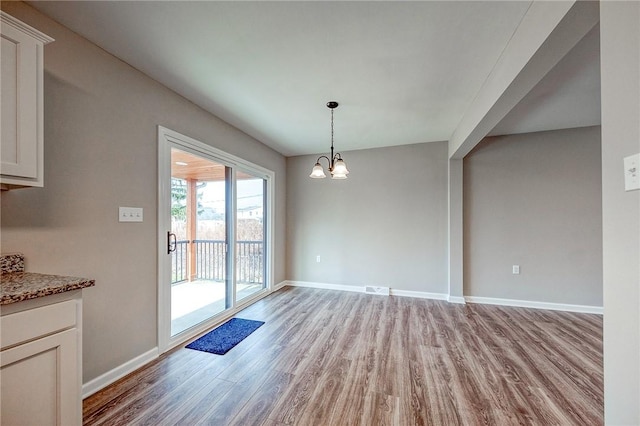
0;295;82;425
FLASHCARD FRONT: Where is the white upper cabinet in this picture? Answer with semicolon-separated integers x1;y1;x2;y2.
1;12;53;189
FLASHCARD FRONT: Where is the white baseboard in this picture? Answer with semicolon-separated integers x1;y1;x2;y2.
447;295;466;304
464;296;603;315
272;280;289;291
82;347;159;399
284;280;364;293
282;281;602;314
284;281;448;301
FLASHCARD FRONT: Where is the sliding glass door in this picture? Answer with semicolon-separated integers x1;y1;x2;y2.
158;127;273;352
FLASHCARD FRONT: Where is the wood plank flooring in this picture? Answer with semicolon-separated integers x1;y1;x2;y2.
83;287;603;425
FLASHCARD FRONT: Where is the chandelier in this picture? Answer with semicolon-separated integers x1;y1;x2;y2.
309;101;350;179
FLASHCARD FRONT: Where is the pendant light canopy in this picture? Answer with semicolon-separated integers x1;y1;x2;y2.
309;101;350;180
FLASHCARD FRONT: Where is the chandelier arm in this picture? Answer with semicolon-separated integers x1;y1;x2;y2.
315;155;331;167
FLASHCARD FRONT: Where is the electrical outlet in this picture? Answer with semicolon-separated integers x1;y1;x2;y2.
316;255;321;263
624;153;640;191
512;265;520;275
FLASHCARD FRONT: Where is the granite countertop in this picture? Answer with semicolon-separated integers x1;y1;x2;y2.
0;253;94;305
1;272;95;305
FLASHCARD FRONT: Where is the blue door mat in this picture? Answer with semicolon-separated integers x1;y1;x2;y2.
185;318;265;355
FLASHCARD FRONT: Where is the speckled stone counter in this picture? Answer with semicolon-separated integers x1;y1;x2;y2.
0;253;95;305
1;272;95;305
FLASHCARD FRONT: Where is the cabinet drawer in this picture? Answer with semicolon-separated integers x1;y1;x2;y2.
0;299;77;350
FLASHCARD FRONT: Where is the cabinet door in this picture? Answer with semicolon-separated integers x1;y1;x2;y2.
1;21;39;179
0;328;80;426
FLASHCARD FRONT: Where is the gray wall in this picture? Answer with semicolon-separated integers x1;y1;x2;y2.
463;126;602;306
600;2;640;423
286;142;448;294
0;2;286;383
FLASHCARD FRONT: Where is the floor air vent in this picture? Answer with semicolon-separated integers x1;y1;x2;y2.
364;286;390;296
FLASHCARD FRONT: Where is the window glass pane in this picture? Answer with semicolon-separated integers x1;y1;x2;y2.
236;171;266;301
170;148;228;336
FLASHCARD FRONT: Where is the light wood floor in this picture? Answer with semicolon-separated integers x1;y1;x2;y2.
84;287;603;425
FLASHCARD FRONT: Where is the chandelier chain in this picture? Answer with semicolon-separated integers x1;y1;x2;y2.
330;108;334;151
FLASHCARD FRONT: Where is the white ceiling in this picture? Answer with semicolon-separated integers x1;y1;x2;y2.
489;23;600;137
28;1;600;157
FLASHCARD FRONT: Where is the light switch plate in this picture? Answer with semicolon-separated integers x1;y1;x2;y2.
624;153;640;191
119;207;143;222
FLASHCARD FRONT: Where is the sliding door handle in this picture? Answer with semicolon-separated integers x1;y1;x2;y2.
167;232;177;254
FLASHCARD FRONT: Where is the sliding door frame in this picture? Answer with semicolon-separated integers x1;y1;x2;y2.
157;126;275;353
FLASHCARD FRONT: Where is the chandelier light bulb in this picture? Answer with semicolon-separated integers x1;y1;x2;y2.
309;163;327;178
332;159;349;175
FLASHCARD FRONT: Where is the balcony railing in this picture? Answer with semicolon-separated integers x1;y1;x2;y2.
171;240;264;285
171;240;189;283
